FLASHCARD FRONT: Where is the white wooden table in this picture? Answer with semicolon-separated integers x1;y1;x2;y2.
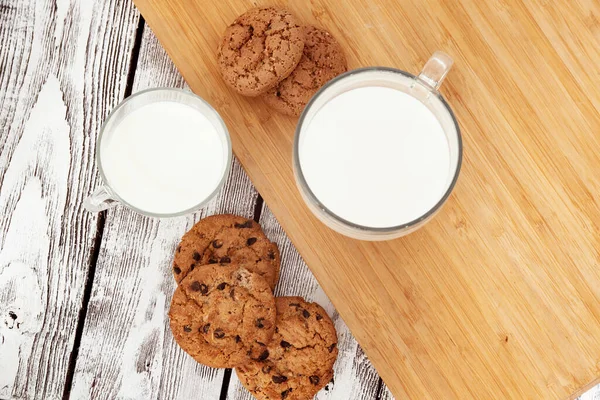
1;1;599;399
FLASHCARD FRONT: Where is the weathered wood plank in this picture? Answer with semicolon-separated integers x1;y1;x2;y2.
0;0;140;399
69;23;259;400
579;384;600;400
226;204;382;400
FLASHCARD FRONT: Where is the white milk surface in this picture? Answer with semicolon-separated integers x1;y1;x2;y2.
299;86;451;228
101;101;225;214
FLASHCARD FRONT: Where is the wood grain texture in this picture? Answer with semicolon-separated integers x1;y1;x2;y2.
132;0;600;398
69;24;259;400
0;0;140;398
227;204;382;399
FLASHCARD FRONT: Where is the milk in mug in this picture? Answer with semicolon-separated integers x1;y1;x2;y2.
298;85;452;228
100;101;227;215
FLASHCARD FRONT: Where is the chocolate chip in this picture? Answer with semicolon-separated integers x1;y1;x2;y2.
268;250;276;260
190;281;201;291
262;365;272;374
302;309;311;318
276;90;281;97
217;282;227;290
235;220;253;228
190;263;195;271
289;303;301;308
256;342;266;346
281;389;291;399
272;375;287;384
328;343;336;353
182;325;191;332
280;340;291;348
229;289;235;299
235;335;241;343
257;350;269;361
173;266;181;274
202;324;211;333
212;240;223;248
246;237;257;246
208;256;218;264
192;251;201;261
220;256;231;263
256;318;265;329
200;284;208;294
309;375;320;385
214;329;225;339
177;245;181;253
316;314;323;321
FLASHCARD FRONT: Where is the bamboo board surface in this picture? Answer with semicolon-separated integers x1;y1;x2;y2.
135;0;600;398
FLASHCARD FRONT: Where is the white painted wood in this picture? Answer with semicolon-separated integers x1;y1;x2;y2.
226;204;382;400
0;0;140;399
69;24;259;400
579;384;600;400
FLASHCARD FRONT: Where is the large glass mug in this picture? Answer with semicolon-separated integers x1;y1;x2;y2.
293;52;462;241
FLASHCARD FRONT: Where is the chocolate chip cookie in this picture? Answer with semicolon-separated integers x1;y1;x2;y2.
262;26;348;116
173;214;280;289
236;297;338;400
169;264;277;368
217;7;305;97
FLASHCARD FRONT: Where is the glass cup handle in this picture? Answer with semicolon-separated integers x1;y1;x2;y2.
416;51;454;92
84;185;118;212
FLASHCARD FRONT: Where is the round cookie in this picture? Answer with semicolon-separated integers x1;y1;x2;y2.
236;297;338;400
169;264;277;368
261;26;348;116
173;214;280;289
217;7;305;97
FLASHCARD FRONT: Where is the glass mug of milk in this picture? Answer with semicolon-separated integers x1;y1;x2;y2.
84;88;232;216
294;51;462;240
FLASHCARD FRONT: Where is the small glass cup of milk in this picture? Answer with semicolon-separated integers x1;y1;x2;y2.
294;51;462;240
84;88;232;217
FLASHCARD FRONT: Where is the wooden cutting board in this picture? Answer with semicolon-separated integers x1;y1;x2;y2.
133;0;600;398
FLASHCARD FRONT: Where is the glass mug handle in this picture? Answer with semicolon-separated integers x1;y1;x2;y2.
84;185;118;212
417;51;454;92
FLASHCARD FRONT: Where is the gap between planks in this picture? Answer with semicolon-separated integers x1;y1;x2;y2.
60;14;147;400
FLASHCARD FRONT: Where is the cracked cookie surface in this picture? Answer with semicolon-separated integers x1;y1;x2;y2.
169;264;277;368
236;296;338;399
262;26;347;116
173;214;280;289
217;7;305;97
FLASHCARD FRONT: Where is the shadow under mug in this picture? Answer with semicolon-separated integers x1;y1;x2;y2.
84;88;232;217
293;51;463;241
